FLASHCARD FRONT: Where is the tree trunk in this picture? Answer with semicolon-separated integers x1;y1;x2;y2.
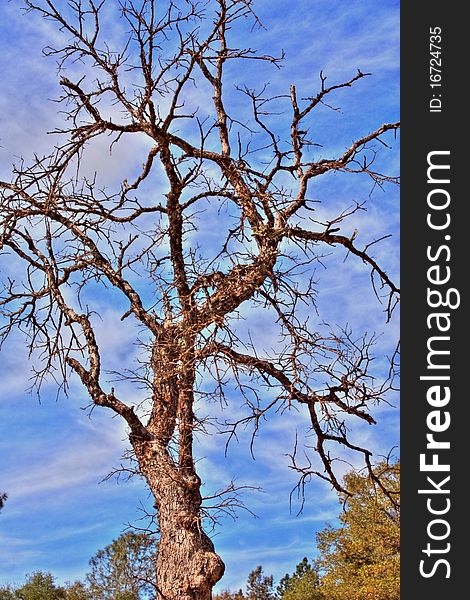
134;441;225;600
157;482;225;599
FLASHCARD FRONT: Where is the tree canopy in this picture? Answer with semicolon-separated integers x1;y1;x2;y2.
0;533;157;600
277;558;322;600
13;572;66;600
315;461;400;600
86;531;158;599
245;566;276;600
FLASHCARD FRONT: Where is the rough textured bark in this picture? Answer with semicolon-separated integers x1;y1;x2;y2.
135;439;224;599
134;329;225;598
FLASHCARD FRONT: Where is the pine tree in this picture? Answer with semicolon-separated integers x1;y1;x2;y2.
277;558;323;600
246;566;275;600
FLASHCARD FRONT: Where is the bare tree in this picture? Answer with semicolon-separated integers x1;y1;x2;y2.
0;1;399;598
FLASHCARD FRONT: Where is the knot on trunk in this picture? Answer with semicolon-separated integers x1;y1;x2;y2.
190;550;225;591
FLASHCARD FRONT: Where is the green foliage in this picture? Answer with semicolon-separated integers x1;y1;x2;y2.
315;461;400;600
281;570;323;600
246;566;275;600
213;591;245;600
0;587;15;600
0;533;157;600
278;558;323;600
14;572;66;600
63;581;93;600
0;492;7;512
86;531;158;600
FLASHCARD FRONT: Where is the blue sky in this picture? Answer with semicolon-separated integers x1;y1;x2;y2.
0;0;399;592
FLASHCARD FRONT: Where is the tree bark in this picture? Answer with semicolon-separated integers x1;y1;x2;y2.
134;440;225;600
